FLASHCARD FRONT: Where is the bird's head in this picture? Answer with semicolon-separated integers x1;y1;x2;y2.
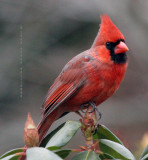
92;15;129;64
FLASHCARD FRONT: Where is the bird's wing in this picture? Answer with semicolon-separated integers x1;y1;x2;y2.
42;54;88;121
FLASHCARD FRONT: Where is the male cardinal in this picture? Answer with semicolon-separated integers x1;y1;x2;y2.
37;15;129;143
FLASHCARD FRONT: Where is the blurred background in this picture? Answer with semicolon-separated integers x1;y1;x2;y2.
0;0;148;158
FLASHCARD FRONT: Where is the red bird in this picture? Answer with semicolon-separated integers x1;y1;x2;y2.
38;15;129;143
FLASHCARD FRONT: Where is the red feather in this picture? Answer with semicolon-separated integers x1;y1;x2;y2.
37;15;129;144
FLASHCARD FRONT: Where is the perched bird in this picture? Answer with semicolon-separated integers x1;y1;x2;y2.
37;15;129;143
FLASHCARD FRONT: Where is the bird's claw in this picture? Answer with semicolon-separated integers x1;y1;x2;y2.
80;103;89;113
80;101;102;121
87;102;96;113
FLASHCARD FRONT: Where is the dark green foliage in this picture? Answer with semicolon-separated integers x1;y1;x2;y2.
72;151;101;160
1;121;147;160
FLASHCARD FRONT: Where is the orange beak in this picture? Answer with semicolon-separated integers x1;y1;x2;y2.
114;41;129;54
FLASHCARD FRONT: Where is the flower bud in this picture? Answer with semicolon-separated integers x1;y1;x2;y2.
24;113;39;147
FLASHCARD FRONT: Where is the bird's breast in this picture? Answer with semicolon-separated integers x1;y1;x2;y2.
66;59;127;110
90;62;128;104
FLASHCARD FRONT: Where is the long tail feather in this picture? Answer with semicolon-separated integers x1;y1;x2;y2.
37;107;63;144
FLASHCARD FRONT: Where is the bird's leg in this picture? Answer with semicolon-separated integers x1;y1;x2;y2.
81;101;102;121
80;103;90;113
95;107;102;121
87;102;96;113
88;102;102;134
81;101;98;113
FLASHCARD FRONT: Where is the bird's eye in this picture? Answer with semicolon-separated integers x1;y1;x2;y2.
106;42;112;49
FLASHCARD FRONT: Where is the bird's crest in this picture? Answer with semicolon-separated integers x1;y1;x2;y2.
92;15;125;47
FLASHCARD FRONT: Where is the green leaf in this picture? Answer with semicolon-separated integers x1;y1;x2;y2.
0;155;20;160
47;146;61;151
40;122;65;147
99;153;115;159
55;149;72;159
99;139;135;160
10;155;20;160
26;147;63;160
141;154;148;160
45;121;81;148
0;155;14;160
72;151;101;160
141;145;148;159
93;125;123;145
0;148;23;159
